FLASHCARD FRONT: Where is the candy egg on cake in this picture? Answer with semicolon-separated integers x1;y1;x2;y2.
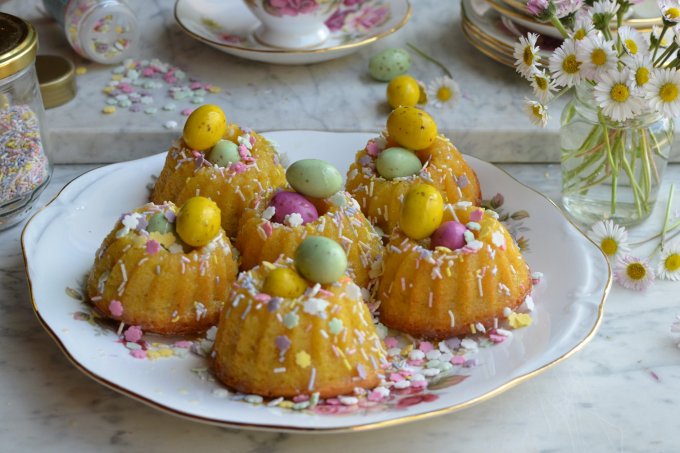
377;184;533;340
346;107;482;235
211;236;386;398
236;159;383;289
86;196;238;335
151;104;286;237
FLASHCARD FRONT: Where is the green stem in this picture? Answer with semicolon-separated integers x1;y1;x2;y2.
406;43;452;78
620;142;645;217
653;24;669;61
549;15;570;40
655;42;677;66
661;184;675;249
598;112;618;215
630;219;680;246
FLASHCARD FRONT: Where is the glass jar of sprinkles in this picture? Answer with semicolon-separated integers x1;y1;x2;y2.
42;0;139;64
0;13;52;230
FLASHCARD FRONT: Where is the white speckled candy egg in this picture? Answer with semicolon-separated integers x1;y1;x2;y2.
369;48;412;82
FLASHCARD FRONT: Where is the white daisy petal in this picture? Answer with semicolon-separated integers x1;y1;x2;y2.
530;70;557;103
644;68;680;119
659;0;680;23
426;76;460;109
524;98;549;127
549;39;584;87
617;26;648;57
623;53;653;89
658;243;680;280
513;33;541;80
588;219;631;260
614;255;655;291
576;34;617;79
593;69;644;122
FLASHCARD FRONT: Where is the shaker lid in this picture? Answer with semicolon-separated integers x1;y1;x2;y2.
0;12;38;79
36;55;76;109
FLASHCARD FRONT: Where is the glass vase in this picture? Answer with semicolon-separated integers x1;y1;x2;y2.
560;84;673;227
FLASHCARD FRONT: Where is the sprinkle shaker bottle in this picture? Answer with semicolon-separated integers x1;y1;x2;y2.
0;13;52;229
42;0;139;64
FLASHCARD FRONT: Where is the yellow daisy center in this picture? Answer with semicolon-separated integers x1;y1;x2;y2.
636;67;650;86
591;48;607;66
626;262;647;281
535;76;548;90
610;83;630;103
574;28;586;40
436;86;452;101
625;39;638;54
562;54;581;74
523;46;534;66
531;104;543;118
600;237;618;255
659;82;679;102
666;7;680;18
664;253;680;272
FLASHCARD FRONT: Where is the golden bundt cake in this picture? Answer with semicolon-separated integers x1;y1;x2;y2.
212;255;386;398
151;106;286;238
236;189;383;288
87;199;238;335
378;202;532;339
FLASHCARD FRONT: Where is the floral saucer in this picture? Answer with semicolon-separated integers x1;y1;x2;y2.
174;0;412;65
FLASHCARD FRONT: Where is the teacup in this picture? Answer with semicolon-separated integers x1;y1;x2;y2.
243;0;342;49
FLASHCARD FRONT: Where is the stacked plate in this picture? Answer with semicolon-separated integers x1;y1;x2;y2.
461;0;661;68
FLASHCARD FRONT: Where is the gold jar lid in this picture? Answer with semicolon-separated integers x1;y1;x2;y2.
0;12;38;80
36;55;76;109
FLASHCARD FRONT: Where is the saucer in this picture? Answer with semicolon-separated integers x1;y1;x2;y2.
174;0;412;65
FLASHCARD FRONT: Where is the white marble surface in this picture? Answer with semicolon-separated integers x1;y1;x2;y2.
0;0;596;164
1;164;679;452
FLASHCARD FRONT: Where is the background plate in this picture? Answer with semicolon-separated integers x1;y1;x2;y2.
22;131;610;432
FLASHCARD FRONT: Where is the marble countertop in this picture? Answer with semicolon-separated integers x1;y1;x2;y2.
1;163;679;452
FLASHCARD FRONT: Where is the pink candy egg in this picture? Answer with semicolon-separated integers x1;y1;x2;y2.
269;191;319;225
431;221;467;251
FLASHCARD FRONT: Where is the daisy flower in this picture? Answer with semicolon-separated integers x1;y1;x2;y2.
549;39;584;87
588;219;631;260
577;34;617;79
555;0;583;18
618;26;647;57
571;15;595;41
658;243;680;280
659;0;680;23
524;98;549;127
614;255;655;291
593;69;644;122
623;53;653;89
652;25;673;47
591;0;619;18
514;33;541;79
644;68;680;118
427;76;459;109
530;70;557;103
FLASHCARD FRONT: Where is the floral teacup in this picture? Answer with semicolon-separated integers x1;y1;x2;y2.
244;0;342;49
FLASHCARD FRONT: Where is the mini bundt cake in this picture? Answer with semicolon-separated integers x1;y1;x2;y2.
346;107;481;234
87;198;238;335
378;193;532;339
151;105;286;237
212;238;386;398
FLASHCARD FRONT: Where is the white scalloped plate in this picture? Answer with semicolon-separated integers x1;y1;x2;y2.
22;131;610;432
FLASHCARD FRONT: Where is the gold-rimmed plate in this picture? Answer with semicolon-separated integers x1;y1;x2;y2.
21;131;610;432
174;0;411;65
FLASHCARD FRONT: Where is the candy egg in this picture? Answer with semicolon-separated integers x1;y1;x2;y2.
263;267;308;298
368;48;412;82
376;147;422;180
431;221;467;251
146;212;173;234
175;196;221;247
386;75;420;109
295;236;348;284
286;159;343;199
182;104;227;150
400;184;444;240
269;191;319;225
207;139;240;167
386;106;438;151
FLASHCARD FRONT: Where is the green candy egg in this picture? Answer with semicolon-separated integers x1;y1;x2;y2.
369;48;412;82
295;236;348;284
147;213;173;234
376;147;423;180
286;159;343;199
207;139;240;167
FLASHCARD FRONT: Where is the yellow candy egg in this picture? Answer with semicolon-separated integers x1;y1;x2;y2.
400;184;444;240
386;106;438;151
263;267;308;298
175;196;221;247
182;104;227;150
386;75;421;109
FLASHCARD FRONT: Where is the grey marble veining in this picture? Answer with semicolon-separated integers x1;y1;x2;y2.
1;164;679;452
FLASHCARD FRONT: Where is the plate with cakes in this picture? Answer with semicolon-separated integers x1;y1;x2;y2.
22;105;610;432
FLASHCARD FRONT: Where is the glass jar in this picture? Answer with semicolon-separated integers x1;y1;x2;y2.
561;84;673;227
42;0;139;64
0;13;52;230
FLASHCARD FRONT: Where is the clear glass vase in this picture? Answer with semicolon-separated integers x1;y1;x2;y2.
561;84;673;227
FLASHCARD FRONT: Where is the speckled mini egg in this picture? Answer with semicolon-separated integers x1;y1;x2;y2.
400;184;444;240
146;212;173;234
269;191;319;225
431;221;467;251
207;139;240;167
376;147;422;180
369;48;412;82
263;267;308;298
295;236;348;284
286;159;343;199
